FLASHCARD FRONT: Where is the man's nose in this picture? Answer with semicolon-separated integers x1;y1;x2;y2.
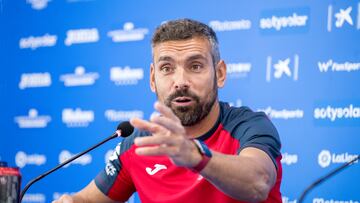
173;68;190;90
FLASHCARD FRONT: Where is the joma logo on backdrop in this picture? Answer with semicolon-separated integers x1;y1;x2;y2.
110;66;144;85
14;109;51;128
107;22;149;42
60;66;99;87
19;72;52;89
266;55;300;82
259;7;310;34
318;150;358;168
15;151;46;168
318;59;360;73
65;28;99;46
327;3;360;32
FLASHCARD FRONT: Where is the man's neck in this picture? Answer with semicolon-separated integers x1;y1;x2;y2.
185;101;220;139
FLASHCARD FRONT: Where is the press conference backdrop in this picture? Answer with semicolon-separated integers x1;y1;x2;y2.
0;0;359;202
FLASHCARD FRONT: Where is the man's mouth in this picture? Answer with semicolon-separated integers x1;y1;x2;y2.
172;96;194;106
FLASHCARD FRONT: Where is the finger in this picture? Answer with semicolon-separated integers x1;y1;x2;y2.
154;101;180;122
130;117;162;134
134;135;176;146
135;145;180;157
151;115;185;135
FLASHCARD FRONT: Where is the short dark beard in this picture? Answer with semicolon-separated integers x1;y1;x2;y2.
164;86;217;126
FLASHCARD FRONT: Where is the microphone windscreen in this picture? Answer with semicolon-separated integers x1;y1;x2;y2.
117;121;134;137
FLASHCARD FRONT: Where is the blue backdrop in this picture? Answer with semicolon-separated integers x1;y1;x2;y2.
1;0;359;202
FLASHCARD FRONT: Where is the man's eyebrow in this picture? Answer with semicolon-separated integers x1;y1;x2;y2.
158;56;174;62
186;54;207;62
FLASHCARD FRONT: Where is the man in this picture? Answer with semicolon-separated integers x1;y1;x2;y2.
54;18;282;203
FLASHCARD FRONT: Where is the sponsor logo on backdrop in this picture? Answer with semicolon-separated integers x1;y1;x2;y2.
266;55;299;82
65;28;99;46
282;196;297;203
15;151;46;168
107;22;149;42
53;192;75;201
313;198;359;203
228;99;242;108
318;150;358;168
258;107;304;120
23;193;46;203
59;150;92;167
19;34;57;50
110;66;144;85
318;59;360;72
60;66;99;87
314;104;360;122
260;7;309;33
226;63;251;78
281;153;298;166
14;109;51;128
105;109;144;122
26;0;51;10
62;108;94;127
327;3;360;32
209;19;251;31
19;72;52;89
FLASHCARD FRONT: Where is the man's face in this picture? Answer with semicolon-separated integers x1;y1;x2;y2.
150;37;221;126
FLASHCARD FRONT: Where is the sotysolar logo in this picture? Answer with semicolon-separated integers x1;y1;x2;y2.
107;22;149;42
19;72;52;89
266;55;299;82
59;150;92;168
60;66;99;87
15;151;46;168
314;104;360;122
19;34;57;50
65;28;99;46
327;4;360;32
318;60;360;72
110;66;144;85
209;19;251;31
318;150;358;168
260;7;309;34
14;109;51;128
258;107;304;120
62;108;94;127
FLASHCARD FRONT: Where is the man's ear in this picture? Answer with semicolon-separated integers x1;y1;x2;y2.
150;63;156;92
216;60;226;88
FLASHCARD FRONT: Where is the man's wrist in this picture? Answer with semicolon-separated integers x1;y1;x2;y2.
190;139;212;173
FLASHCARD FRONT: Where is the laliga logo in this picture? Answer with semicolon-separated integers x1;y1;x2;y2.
318;150;358;168
107;22;149;43
14;108;51;128
60;66;99;87
59;150;92;168
15;151;46;168
318;150;332;168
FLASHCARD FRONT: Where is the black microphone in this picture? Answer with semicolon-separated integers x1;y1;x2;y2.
19;121;134;202
298;154;359;203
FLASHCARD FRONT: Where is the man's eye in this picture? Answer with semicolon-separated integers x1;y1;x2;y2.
191;64;202;71
160;66;173;73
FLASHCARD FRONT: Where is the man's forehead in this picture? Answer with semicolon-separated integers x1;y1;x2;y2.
152;37;212;62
